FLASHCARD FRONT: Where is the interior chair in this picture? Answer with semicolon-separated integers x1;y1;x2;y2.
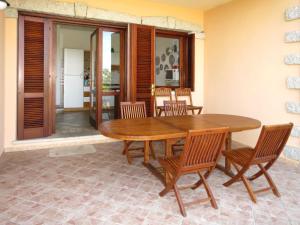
223;123;293;202
120;101;156;164
154;87;172;116
158;127;229;217
175;88;203;115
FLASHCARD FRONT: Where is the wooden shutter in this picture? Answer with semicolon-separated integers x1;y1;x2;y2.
129;24;155;116
187;33;195;91
18;16;51;139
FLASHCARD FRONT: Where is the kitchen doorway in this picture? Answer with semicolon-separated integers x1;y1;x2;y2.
52;24;125;138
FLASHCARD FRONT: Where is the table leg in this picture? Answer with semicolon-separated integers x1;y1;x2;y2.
225;133;232;171
216;132;235;177
144;140;150;163
143;138;179;185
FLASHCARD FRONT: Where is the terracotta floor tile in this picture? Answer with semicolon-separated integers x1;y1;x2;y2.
0;142;299;225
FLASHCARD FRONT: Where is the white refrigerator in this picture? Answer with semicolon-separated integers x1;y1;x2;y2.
63;48;84;109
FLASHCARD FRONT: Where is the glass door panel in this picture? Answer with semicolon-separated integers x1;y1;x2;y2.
155;36;180;87
101;31;121;121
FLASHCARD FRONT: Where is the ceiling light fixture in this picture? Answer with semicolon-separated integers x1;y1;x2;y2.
0;0;10;10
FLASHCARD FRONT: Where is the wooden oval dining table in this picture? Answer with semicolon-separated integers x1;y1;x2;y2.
100;114;261;179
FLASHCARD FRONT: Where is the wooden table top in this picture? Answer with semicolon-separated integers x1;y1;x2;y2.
99;114;261;141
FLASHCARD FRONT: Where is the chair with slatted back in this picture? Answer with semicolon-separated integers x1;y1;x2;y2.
163;100;188;117
163;100;188;154
154;87;172;116
120;102;156;164
223;123;293;203
175;88;203;115
158;127;229;217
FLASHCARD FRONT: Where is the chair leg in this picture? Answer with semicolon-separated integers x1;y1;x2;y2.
122;141;128;155
192;170;212;190
122;141;133;164
232;163;257;203
149;141;156;160
174;184;187;217
199;172;218;209
223;162;250;187
258;164;280;197
248;161;274;181
122;141;133;154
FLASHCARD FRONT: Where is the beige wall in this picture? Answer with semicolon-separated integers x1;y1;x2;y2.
0;11;4;155
204;0;300;147
1;1;204;150
3;17;17;150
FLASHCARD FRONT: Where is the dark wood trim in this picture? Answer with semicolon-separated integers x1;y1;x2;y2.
129;24;137;102
188;33;195;91
156;29;188;37
97;28;103;129
150;26;155;115
43;19;50;137
50;21;56;133
119;29;126;112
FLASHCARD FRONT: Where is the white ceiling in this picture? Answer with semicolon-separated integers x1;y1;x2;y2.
149;0;233;10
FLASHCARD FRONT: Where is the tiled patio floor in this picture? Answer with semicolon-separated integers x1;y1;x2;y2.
0;142;299;225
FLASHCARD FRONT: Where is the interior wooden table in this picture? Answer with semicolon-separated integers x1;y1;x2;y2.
100;114;261;182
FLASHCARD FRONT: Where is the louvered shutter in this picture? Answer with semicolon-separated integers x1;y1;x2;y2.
18;16;50;139
187;33;195;91
129;24;155;116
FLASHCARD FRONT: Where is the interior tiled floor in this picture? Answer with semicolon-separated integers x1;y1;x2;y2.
49;111;99;138
0;142;299;225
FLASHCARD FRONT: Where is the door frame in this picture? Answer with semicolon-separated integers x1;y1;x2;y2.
89;27;126;129
18;12;128;137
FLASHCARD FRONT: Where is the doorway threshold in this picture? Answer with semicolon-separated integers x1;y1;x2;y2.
6;134;119;153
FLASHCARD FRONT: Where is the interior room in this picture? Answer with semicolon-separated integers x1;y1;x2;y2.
53;24;98;138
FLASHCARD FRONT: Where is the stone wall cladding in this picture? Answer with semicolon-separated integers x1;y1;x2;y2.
291;126;300;138
6;0;203;34
9;0;75;17
287;77;300;89
286;102;300;114
285;5;300;20
284;54;300;65
285;31;300;43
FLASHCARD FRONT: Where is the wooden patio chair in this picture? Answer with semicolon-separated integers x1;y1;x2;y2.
175;88;203;115
120;101;156;164
163;100;187;154
223;123;293;203
159;127;229;216
154;87;172;116
163;100;188;117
